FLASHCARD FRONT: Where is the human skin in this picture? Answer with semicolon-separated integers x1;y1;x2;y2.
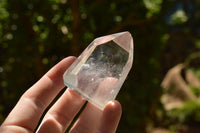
0;56;122;133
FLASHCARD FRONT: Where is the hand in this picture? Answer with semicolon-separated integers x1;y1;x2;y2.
0;56;122;133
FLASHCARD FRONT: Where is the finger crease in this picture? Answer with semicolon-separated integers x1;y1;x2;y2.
48;111;71;129
23;96;46;112
3;124;34;133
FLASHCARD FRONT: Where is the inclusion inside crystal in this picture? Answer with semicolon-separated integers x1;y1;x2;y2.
63;31;133;110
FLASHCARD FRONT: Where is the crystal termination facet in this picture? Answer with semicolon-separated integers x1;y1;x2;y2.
63;31;134;110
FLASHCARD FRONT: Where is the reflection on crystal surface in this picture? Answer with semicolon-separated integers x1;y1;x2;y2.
63;31;133;110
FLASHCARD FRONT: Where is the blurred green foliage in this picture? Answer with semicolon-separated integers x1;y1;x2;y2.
0;0;200;132
167;100;200;131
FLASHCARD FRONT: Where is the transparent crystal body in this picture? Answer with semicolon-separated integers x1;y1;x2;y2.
63;31;133;110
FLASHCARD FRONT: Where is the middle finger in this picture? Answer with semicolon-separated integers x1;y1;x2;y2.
37;89;85;133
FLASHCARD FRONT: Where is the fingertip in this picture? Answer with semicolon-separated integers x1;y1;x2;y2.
104;100;122;116
96;100;122;133
62;56;77;62
47;56;76;82
107;100;122;109
59;56;77;68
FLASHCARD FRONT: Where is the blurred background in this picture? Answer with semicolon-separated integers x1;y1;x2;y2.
1;0;200;132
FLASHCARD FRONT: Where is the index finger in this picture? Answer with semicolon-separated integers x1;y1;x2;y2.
1;56;76;132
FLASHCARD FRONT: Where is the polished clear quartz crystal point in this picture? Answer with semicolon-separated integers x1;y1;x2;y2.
63;31;134;110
